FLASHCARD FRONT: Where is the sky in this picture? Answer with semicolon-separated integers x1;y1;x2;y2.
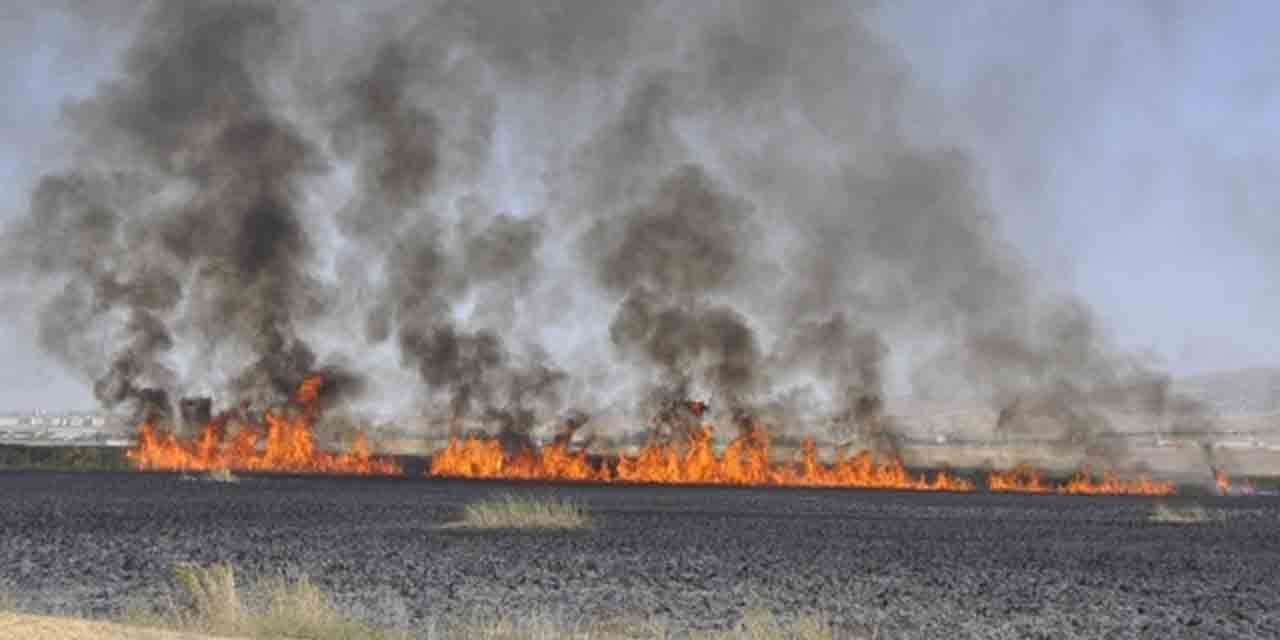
0;1;1276;412
877;1;1280;375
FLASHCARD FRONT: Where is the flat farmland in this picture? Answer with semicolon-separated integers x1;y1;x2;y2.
1;471;1277;639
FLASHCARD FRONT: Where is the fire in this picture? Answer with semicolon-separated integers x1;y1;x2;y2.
1214;469;1255;496
127;375;401;475
428;416;1177;495
987;464;1053;493
1058;469;1176;496
294;375;324;405
1215;469;1231;496
430;419;976;491
128;382;1181;495
429;436;603;481
989;464;1175;496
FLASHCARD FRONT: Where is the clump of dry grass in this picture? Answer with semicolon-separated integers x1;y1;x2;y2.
178;468;240;483
426;608;845;639
1149;501;1214;524
426;610;662;639
207;468;239;483
448;492;592;530
121;562;851;639
171;562;243;631
703;608;840;640
124;562;403;640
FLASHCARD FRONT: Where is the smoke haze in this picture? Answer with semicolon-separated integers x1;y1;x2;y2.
1;2;1276;464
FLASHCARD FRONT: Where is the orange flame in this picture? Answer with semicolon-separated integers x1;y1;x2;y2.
428;418;1176;495
430;419;975;491
1058;468;1176;496
987;464;1053;493
127;376;401;475
989;464;1175;495
294;374;325;406
1215;468;1231;496
1214;469;1255;496
128;381;1181;495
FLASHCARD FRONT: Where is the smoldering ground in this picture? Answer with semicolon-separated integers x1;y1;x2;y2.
0;1;1211;466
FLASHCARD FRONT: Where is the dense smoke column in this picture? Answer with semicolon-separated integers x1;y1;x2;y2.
326;28;563;445
379;217;560;445
0;0;1214;470
770;313;897;452
1;2;340;416
587;164;764;431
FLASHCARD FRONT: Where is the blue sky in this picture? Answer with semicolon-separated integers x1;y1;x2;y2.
0;2;1276;410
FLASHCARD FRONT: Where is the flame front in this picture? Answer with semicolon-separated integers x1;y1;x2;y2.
430;420;975;491
1216;469;1231;495
127;375;401;475
1057;469;1175;495
987;464;1053;493
1214;469;1255;496
430;419;1177;495
128;383;1179;495
988;463;1174;495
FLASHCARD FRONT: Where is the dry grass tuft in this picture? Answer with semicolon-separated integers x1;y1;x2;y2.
179;469;239;483
207;468;239;483
171;562;244;631
426;610;661;639
124;562;403;640
701;608;839;640
113;562;858;640
448;492;592;530
426;608;847;639
1149;501;1214;524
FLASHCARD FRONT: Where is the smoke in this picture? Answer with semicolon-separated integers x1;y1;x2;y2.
0;2;335;414
321;22;563;440
2;1;1215;468
770;313;894;452
587;165;762;413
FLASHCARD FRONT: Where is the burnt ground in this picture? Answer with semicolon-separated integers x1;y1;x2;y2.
0;471;1277;639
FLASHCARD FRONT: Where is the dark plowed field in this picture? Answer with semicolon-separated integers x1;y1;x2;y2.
1;471;1277;638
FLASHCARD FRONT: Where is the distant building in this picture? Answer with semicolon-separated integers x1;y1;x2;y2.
0;412;112;428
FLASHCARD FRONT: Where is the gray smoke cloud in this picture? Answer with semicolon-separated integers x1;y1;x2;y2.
1;0;1212;466
317;18;563;445
587;165;762;416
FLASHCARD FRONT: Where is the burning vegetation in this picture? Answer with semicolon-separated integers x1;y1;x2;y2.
127;375;400;475
426;427;1178;495
422;399;1170;494
1213;468;1255;497
5;3;1232;499
429;420;975;491
987;463;1174;495
127;383;1177;495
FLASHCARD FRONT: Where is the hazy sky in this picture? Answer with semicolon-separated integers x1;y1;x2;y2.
879;1;1280;378
0;1;1276;411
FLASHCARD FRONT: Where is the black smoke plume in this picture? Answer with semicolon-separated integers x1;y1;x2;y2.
1;1;1214;471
